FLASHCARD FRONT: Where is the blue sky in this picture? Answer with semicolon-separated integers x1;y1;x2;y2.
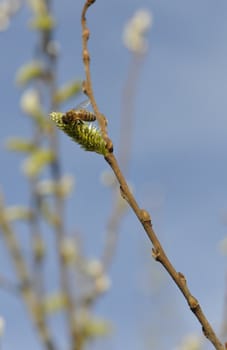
1;1;227;349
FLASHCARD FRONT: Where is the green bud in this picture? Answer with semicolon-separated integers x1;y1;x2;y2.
43;292;67;314
29;14;55;31
6;138;37;153
83;317;112;338
53;81;82;105
16;61;44;86
22;149;54;177
4;206;33;221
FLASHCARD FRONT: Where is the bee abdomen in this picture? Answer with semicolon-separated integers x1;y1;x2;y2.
62;109;96;126
73;109;96;122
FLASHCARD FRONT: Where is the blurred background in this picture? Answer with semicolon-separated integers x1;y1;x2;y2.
1;0;227;349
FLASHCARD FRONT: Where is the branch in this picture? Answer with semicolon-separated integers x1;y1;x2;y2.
42;3;80;349
0;196;56;350
102;44;147;269
80;1;226;349
81;0;113;154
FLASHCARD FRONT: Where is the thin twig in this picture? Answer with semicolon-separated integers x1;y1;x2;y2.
81;0;113;153
80;1;225;349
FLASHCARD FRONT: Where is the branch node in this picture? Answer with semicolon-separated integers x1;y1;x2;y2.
87;0;96;6
105;138;113;153
188;295;199;310
119;185;128;201
83;28;90;40
178;272;186;284
82;81;89;96
83;49;90;63
140;209;151;224
202;326;209;339
152;247;161;261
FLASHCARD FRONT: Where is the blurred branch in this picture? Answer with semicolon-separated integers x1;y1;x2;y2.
39;2;81;349
21;1;55;344
2;1;113;350
29;150;45;298
0;275;20;294
102;37;147;270
118;55;143;173
80;1;225;349
101;190;124;269
220;273;227;340
0;195;56;350
3;1;82;348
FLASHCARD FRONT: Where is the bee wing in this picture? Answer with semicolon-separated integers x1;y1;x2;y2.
74;99;91;110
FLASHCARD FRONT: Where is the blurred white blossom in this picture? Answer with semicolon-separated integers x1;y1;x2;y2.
36;175;75;197
0;316;5;337
123;9;153;54
100;170;116;187
60;237;79;264
85;259;103;278
20;89;41;116
95;275;111;294
175;334;203;350
27;0;47;15
84;259;111;294
218;236;227;256
0;0;21;31
46;40;60;58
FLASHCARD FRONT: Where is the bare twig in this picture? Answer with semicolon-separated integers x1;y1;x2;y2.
81;0;113;154
80;1;225;349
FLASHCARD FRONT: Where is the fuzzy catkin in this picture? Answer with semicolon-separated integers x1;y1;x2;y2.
50;112;108;156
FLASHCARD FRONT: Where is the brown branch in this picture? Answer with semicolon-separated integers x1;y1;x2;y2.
80;1;226;349
81;0;113;154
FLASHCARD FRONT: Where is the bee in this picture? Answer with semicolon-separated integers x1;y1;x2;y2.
62;99;96;126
